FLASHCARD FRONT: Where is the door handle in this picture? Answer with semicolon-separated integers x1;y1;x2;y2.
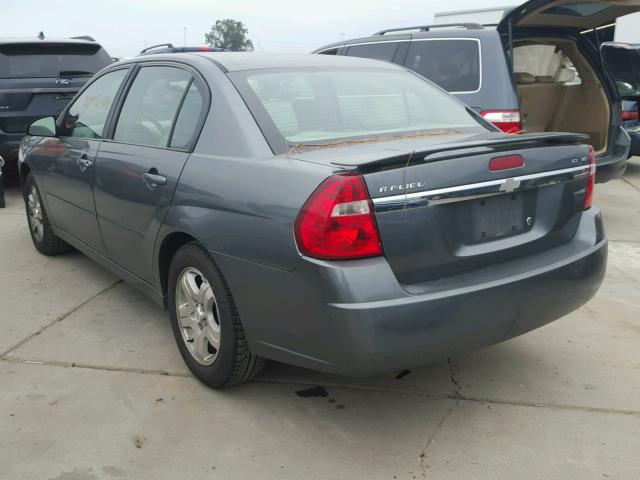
143;170;167;189
77;155;92;172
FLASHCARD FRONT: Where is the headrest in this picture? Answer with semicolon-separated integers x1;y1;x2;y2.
535;75;555;83
515;72;536;84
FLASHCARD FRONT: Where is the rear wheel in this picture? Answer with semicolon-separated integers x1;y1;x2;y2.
168;243;264;388
23;173;72;255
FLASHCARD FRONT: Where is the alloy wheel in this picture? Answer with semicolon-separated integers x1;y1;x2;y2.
27;186;44;243
175;267;222;366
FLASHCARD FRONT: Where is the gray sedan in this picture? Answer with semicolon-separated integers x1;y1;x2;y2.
19;53;606;388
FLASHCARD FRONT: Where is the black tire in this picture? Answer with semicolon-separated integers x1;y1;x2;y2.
23;173;73;255
168;242;264;388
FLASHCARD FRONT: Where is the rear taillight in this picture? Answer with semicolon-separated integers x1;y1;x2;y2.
584;145;596;210
295;174;383;260
481;110;522;134
622;110;639;121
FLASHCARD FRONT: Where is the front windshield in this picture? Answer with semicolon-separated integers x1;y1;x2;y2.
238;68;485;145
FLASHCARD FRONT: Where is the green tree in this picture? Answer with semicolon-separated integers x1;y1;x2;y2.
205;19;254;51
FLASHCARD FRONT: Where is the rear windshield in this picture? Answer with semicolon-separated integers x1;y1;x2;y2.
0;43;112;78
405;39;481;93
233;68;484;145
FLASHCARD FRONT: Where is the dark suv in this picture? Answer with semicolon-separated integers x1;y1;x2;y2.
0;36;112;171
314;0;640;182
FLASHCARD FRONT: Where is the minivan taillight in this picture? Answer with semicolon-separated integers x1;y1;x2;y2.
295;174;383;260
481;110;522;134
622;110;639;121
584;145;596;210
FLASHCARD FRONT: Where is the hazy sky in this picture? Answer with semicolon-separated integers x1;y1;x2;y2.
3;0;517;57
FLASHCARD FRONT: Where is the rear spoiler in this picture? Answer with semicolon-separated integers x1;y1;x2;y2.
332;132;589;173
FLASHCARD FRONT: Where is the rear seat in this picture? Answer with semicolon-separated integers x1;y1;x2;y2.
261;95;413;138
516;72;562;132
263;100;299;138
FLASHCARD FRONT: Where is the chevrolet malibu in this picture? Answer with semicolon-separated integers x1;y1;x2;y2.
19;53;607;388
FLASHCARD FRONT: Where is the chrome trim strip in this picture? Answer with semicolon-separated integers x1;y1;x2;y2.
315;45;345;54
372;165;589;212
0;88;80;94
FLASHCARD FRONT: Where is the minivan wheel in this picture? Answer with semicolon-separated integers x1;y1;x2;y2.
23;173;72;255
167;243;264;388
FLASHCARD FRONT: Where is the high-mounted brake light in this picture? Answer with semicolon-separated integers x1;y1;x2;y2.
489;154;524;171
584;145;596;210
294;174;383;260
481;110;522;134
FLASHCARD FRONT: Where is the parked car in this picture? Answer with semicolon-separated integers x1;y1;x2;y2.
138;43;227;55
19;53;606;388
0;35;112;173
314;0;640;182
600;42;640;157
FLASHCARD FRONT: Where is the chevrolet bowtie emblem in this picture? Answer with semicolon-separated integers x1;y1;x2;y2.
499;177;521;193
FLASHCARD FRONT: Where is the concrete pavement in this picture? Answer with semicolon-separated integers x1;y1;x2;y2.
1;161;639;479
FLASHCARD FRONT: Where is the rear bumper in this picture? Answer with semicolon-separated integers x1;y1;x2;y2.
216;209;607;377
596;127;631;183
625;127;640;157
596;151;629;183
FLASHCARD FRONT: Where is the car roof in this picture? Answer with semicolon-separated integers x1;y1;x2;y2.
313;26;498;53
124;52;405;72
0;37;101;46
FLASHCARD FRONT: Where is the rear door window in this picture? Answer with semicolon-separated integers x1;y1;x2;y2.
113;66;192;148
404;39;481;93
60;69;128;139
345;42;401;62
169;82;206;149
0;43;112;79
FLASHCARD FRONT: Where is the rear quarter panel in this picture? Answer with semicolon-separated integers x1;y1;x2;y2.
155;63;335;290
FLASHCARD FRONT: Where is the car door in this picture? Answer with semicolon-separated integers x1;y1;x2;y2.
93;64;208;282
44;68;130;253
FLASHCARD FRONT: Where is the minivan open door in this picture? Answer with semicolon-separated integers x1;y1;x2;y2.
497;0;640;182
498;0;640;32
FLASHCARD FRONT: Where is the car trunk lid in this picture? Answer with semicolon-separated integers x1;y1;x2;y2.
291;131;591;285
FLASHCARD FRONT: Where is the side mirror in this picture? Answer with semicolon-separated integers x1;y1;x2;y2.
27;116;57;137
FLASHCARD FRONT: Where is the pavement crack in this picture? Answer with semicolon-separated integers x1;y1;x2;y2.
415;399;459;478
622;177;640;191
447;358;464;400
3;356;191;378
0;280;122;358
3;359;640;418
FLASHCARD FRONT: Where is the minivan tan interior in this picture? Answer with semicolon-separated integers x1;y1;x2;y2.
514;39;610;153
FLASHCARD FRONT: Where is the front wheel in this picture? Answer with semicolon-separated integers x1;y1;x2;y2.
168;243;264;388
23;173;72;255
